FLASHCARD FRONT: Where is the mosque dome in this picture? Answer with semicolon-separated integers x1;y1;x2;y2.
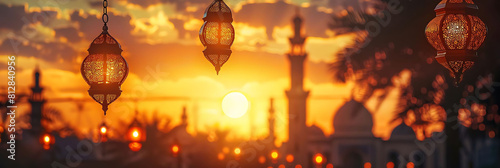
333;100;373;135
390;122;416;140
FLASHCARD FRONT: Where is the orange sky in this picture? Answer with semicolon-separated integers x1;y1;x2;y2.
0;0;415;145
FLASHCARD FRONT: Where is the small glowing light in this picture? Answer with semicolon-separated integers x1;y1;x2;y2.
258;156;266;164
407;162;414;168
286;154;294;163
315;154;324;164
172;145;179;154
223;147;230;154
234;148;241;155
387;162;395;168
218;153;225;160
100;127;107;134
364;162;372;168
295;165;302;168
44;135;50;143
132;130;139;138
271;151;279;159
278;164;285;168
326;163;334;168
489;131;496;138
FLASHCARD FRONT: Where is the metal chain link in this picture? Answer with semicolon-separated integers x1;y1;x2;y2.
102;0;109;31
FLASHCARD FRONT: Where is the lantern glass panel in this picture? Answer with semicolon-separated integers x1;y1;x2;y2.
467;15;487;50
220;22;234;45
204;22;220;45
82;54;127;85
425;15;445;50
442;14;469;49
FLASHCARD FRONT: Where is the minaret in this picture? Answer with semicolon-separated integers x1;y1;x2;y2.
29;66;45;133
181;106;188;126
268;98;276;147
286;8;310;168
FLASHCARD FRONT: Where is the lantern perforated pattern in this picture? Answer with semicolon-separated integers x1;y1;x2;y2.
425;0;486;85
199;0;235;74
82;32;128;114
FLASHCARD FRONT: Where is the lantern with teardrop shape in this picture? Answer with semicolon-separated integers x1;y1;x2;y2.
81;0;128;115
425;0;487;85
199;0;235;74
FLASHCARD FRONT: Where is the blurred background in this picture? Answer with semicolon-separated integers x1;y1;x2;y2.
0;0;499;167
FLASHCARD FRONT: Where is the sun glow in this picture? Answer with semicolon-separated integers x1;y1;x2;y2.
222;92;249;118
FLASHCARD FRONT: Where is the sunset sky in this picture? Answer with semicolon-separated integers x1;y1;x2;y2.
0;0;412;145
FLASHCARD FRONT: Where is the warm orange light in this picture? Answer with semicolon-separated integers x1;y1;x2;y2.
43;135;50;143
326;163;334;168
271;151;279;159
258;156;266;164
132;130;139;138
172;145;179;154
387;162;395;168
100;126;107;134
234;147;241;155
295;165;302;168
364;162;372;168
407;162;414;168
489;131;496;138
222;147;230;154
286;154;294;163
218;153;225;160
278;164;285;168
129;142;142;151
314;154;324;164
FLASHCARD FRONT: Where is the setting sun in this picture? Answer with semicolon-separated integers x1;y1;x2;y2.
222;92;249;118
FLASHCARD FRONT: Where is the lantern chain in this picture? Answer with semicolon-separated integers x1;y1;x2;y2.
102;0;109;31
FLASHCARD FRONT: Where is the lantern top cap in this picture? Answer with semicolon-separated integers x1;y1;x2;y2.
202;0;233;22
88;31;122;54
434;0;478;15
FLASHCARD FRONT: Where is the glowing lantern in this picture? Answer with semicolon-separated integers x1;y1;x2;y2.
425;0;487;85
199;0;235;74
127;119;145;151
234;148;241;155
314;153;324;165
172;145;180;156
271;150;279;162
99;122;108;142
40;133;54;150
81;0;128;115
286;154;294;163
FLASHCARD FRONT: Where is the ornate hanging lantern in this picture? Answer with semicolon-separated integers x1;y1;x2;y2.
81;0;128;115
425;0;487;85
199;0;235;74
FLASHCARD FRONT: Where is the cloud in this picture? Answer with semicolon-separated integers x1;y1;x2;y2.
234;1;331;39
0;38;78;62
0;4;25;30
54;27;81;42
70;11;135;44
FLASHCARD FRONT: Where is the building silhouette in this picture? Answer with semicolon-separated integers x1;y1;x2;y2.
280;9;447;168
29;65;45;134
285;7;310;168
